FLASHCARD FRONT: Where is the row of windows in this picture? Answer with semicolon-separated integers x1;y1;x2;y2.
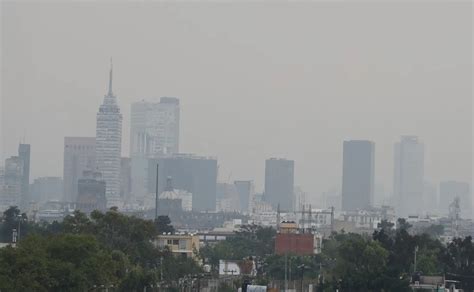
65;145;94;150
158;239;189;250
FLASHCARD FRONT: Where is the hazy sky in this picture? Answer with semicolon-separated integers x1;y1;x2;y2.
1;1;472;202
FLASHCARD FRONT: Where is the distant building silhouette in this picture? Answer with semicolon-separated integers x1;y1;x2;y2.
30;177;63;206
264;158;294;211
341;140;375;211
234;180;254;213
216;183;240;213
148;154;217;212
63;137;96;202
130;97;180;202
440;181;471;219
96;61;123;208
18;144;30;207
120;157;132;203
394;136;424;217
159;177;192;213
0;156;23;211
130;97;180;158
76;170;106;214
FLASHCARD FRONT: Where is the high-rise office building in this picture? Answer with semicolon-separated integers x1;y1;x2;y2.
0;156;23;211
148;154;217;212
341;140;375;211
394;136;424;217
234;180;254;213
96;62;123;208
18;144;30;205
63;137;96;202
30;177;63;205
76;170;106;214
264;158;294;211
120;157;132;203
440;181;471;219
216;183;240;213
130;97;180;201
130;97;180;158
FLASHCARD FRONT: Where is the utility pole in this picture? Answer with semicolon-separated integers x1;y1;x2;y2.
414;246;419;272
284;251;288;291
289;257;292;288
298;264;306;292
160;256;164;281
17;214;22;242
155;163;159;220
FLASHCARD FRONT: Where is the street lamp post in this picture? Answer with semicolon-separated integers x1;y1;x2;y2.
297;264;308;292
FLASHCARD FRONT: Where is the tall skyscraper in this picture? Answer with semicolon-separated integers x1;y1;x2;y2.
341;140;375;211
63;137;96;202
130;97;180;158
96;62;123;208
18;144;30;206
130;97;180;201
440;181;471;219
234;180;254;213
264;158;294;211
0;156;23;211
394;136;425;217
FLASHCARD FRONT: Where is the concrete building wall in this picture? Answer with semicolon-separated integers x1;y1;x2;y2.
275;233;314;256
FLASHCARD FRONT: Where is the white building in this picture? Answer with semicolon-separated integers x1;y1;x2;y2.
96;62;123;208
159;178;193;212
394;136;424;217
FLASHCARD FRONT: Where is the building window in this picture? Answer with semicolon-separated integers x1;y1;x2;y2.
179;239;187;250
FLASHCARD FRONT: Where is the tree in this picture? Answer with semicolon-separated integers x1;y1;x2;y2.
0;234;122;292
62;210;92;234
443;236;474;290
397;218;412;231
155;216;174;234
0;206;21;242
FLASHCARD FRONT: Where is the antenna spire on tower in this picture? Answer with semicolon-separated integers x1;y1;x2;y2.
108;58;113;96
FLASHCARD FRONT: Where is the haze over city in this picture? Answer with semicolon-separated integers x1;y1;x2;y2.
1;1;474;291
2;2;471;203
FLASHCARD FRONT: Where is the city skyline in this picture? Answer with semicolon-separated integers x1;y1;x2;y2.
1;2;471;201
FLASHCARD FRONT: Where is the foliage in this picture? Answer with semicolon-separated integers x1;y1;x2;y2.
0;207;202;291
155;215;175;234
0;234;121;292
199;224;276;273
443;236;474;290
